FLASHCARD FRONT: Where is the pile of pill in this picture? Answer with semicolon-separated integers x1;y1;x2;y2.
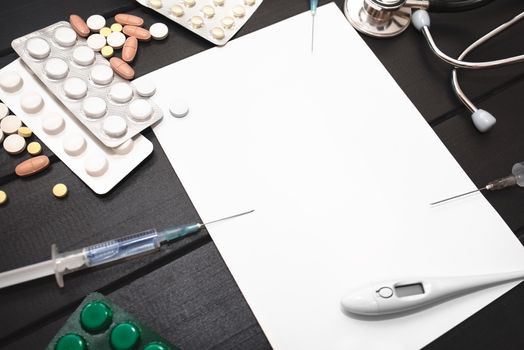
136;0;262;45
70;13;169;80
0;101;67;202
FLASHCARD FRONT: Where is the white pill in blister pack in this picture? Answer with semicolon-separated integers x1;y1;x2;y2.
132;79;156;97
0;59;153;194
83;96;107;118
129;99;153;121
20;92;44;113
136;0;263;45
0;71;23;92
103;115;127;138
11;21;163;148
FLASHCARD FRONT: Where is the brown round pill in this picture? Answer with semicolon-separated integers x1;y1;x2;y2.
115;14;144;27
122;25;151;41
122;36;138;63
69;14;90;38
110;57;135;80
15;155;50;177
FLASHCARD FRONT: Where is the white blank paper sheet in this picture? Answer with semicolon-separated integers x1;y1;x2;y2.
147;3;524;349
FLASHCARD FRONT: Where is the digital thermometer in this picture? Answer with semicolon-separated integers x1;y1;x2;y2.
341;271;524;316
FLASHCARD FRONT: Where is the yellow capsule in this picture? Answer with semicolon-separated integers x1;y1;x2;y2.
0;190;7;205
27;141;42;156
110;23;123;32
18;126;32;138
100;27;112;37
53;183;68;198
101;45;114;58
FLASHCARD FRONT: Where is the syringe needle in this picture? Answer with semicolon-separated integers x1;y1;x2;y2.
430;187;486;206
203;209;255;226
311;13;315;52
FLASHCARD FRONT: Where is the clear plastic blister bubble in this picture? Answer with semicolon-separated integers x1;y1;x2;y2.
11;21;163;148
136;0;263;45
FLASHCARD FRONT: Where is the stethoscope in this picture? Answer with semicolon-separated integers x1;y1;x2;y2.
344;0;524;132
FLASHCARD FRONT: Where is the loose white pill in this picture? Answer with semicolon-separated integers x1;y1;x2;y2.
132;79;156;97
20;92;44;113
87;34;106;51
73;46;95;66
44;58;69;80
90;64;113;85
171;4;184;16
63;77;87;99
3;134;26;155
169;99;189;118
54;26;77;47
0;71;23;92
82;96;107;118
84;154;109;177
112;138;134;155
103;115;127;138
42;114;65;135
211;27;225;40
109;83;133;103
63;133;87;156
202;5;215;18
1;115;22;134
0;103;8;120
129;99;153;121
221;16;235;29
233;5;246;18
26;37;50;59
191;16;204;29
149;23;169;40
107;31;126;49
86;14;106;31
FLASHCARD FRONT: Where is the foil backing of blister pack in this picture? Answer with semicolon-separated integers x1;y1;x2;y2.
11;21;163;148
136;0;263;45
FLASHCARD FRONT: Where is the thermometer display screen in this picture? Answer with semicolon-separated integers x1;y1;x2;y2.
395;283;425;297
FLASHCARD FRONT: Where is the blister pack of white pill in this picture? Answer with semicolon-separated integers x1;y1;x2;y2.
11;21;163;148
0;59;153;194
136;0;263;45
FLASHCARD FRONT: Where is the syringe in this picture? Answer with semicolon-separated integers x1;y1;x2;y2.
0;210;253;289
431;161;524;205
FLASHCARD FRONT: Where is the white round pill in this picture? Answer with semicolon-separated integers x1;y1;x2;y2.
184;0;196;7
0;103;8;120
129;99;153;121
42;114;65;135
73;46;95;66
82;96;107;118
0;71;23;92
211;27;225;40
245;0;256;5
132;79;156;97
214;0;225;5
109;83;133;103
20;92;44;113
107;31;126;49
149;0;163;9
0;115;22;134
44;58;69;80
149;23;169;40
26;37;50;59
112;138;134;155
63;133;87;156
86;14;106;31
221;16;235;29
202;5;215;18
169;99;189;118
63;77;88;99
90;64;113;85
84;154;109;177
191;16;204;29
171;4;184;16
103;115;127;138
54;26;77;47
233;5;246;18
87;34;106;51
3;134;26;155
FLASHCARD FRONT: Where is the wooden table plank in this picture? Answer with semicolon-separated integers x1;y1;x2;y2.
2;243;271;350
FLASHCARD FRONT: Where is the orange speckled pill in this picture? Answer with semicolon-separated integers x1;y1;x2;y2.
122;37;138;63
69;14;90;38
110;57;135;80
15;155;50;177
122;25;151;41
115;14;144;27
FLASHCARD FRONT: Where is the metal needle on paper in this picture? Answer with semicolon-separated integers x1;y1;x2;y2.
310;0;318;52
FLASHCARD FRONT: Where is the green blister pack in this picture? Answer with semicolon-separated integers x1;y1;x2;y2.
46;292;178;350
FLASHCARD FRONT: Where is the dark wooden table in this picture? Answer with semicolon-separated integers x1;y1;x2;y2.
1;0;524;349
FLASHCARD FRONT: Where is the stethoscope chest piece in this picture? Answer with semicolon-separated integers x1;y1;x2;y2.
345;0;412;38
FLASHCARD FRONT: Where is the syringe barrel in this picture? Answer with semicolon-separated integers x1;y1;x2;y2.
84;229;161;267
512;162;524;187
